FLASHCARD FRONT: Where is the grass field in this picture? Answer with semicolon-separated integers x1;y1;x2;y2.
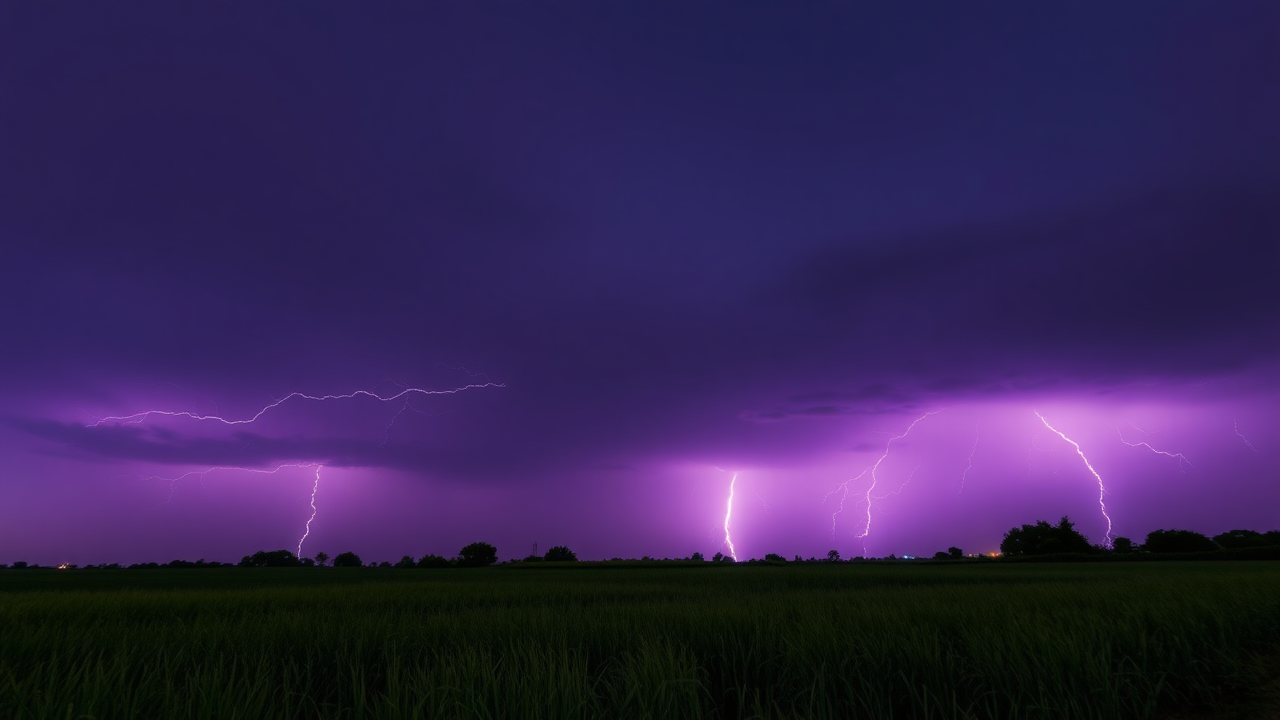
3;562;1279;719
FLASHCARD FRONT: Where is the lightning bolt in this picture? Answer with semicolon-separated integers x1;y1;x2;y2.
959;428;978;493
874;462;923;503
1116;427;1191;471
824;466;871;540
1034;411;1113;546
88;382;503;427
140;463;324;559
1235;420;1258;453
852;411;941;556
723;472;738;561
297;466;321;558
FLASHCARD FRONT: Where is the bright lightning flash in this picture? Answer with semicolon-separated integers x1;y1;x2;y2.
722;472;738;561
852;411;941;555
297;466;322;558
1035;411;1113;546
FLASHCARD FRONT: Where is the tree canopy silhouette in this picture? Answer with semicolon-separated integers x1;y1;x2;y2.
1144;529;1219;554
543;546;577;562
416;554;450;568
1000;517;1094;556
1212;529;1280;550
238;550;303;567
332;551;362;567
457;542;498;567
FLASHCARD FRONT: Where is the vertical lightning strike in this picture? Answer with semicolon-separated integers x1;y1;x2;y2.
959;428;979;493
297;466;322;558
824;466;871;540
1116;428;1191;470
852;411;941;555
1035;412;1113;546
722;473;739;561
1235;420;1258;453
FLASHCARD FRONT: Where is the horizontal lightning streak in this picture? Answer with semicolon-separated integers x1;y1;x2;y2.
90;382;503;427
1116;428;1191;470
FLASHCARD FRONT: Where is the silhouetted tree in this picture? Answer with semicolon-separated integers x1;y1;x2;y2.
827;549;841;562
712;552;724;563
948;546;963;559
1212;529;1276;550
933;551;949;560
238;550;303;567
314;551;329;567
543;546;577;562
1111;537;1134;554
394;555;416;569
764;553;786;564
1000;517;1095;556
691;552;705;562
417;554;450;568
457;542;498;567
332;551;362;567
1144;529;1219;554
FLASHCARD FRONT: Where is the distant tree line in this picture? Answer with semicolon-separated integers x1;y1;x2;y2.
6;520;1280;570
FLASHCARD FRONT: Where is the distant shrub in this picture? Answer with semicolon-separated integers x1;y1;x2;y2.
543;546;577;562
457;542;498;568
764;553;786;564
238;550;302;568
1000;517;1094;556
394;556;416;569
332;552;362;567
416;554;450;569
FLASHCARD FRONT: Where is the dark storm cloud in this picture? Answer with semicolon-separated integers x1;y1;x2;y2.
10;418;543;479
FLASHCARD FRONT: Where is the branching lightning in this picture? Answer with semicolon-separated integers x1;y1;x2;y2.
722;472;738;561
297;466;321;557
959;428;978;493
1235;420;1258;453
91;379;502;558
850;411;940;556
1116;427;1190;471
823;466;871;540
1035;411;1113;546
89;382;503;427
141;463;324;557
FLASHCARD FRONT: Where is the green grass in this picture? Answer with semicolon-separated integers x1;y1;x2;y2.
2;562;1279;719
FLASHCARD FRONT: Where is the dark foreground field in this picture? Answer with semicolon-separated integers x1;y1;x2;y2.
3;563;1279;719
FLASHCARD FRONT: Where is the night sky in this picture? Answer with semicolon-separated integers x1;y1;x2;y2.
2;4;1278;565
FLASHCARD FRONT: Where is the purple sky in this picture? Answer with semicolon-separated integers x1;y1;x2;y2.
2;4;1278;565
